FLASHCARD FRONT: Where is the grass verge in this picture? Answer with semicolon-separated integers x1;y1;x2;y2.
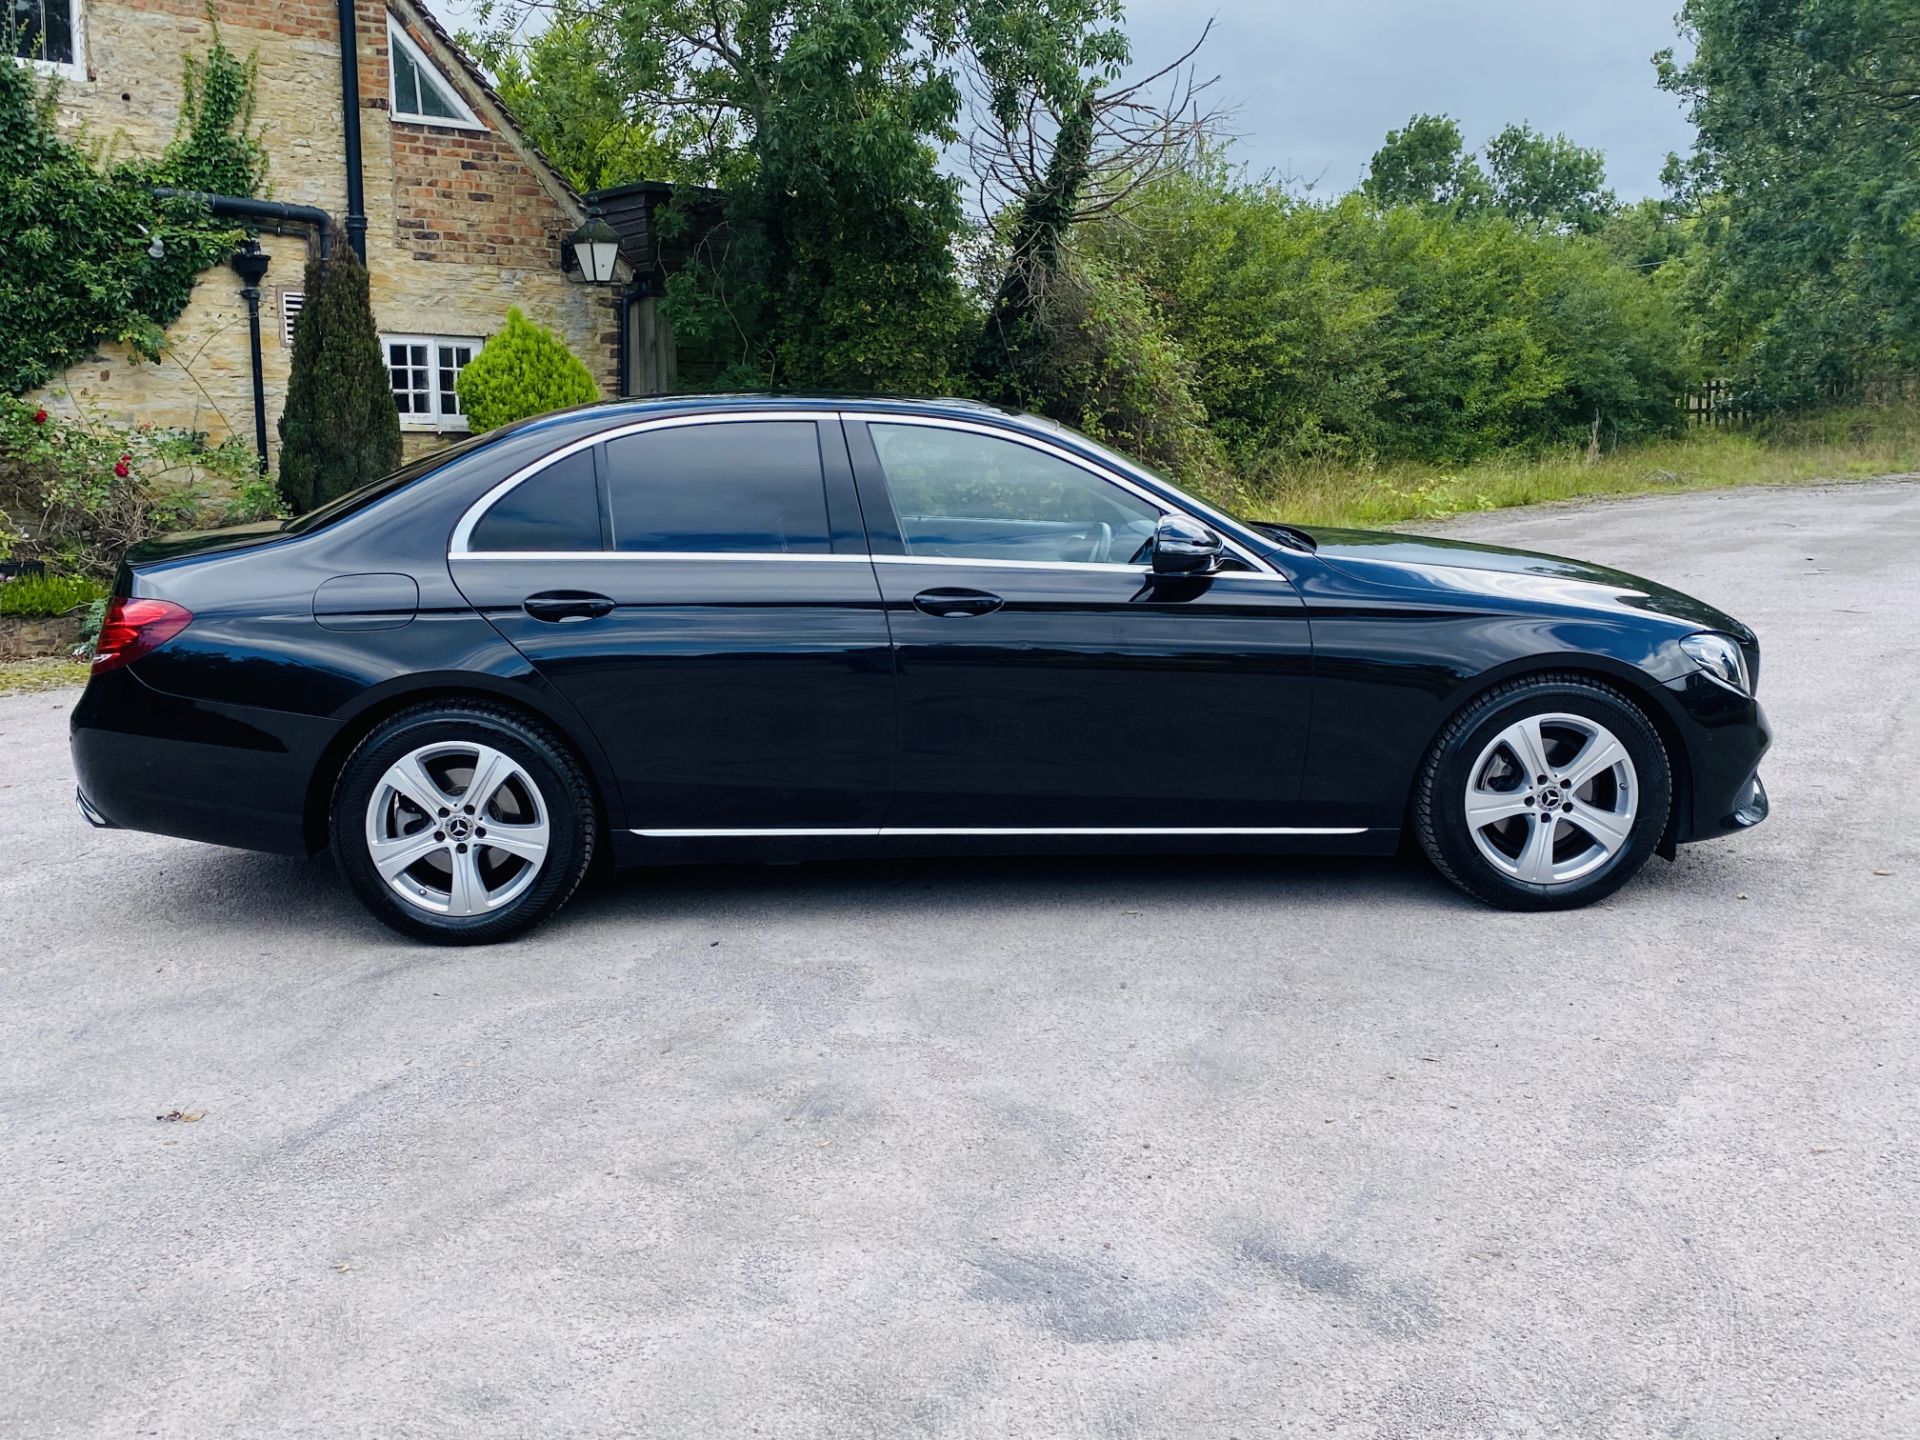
0;657;88;695
1226;405;1920;529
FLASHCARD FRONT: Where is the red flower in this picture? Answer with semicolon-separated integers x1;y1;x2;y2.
113;459;131;479
33;408;47;425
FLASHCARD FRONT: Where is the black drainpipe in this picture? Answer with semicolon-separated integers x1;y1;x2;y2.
151;190;337;257
151;190;339;476
229;240;273;474
336;0;369;263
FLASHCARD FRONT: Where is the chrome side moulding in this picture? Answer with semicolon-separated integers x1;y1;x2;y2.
632;825;1370;839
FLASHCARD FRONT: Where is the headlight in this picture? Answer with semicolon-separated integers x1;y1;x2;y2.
1681;632;1751;694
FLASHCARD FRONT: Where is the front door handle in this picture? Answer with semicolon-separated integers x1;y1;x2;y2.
523;591;615;623
912;587;1005;618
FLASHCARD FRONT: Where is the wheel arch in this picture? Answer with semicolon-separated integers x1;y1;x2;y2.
1417;654;1692;858
302;674;620;856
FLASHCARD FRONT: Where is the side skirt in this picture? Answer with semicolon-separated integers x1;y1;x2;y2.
609;826;1398;868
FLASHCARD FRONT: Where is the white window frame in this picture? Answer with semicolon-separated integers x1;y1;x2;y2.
386;17;485;130
383;333;483;433
14;0;87;81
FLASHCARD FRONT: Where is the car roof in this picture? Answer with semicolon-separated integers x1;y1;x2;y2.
505;392;1043;439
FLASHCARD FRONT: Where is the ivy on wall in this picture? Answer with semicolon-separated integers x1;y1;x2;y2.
0;28;269;396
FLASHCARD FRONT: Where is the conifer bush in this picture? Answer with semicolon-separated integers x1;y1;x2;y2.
276;247;403;514
455;309;599;432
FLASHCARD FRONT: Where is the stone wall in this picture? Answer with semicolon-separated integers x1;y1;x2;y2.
29;0;618;474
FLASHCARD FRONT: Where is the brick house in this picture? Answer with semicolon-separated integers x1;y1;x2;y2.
14;0;652;465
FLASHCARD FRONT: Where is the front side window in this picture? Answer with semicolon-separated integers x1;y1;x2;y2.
385;335;479;431
603;421;830;554
12;0;78;68
867;423;1160;565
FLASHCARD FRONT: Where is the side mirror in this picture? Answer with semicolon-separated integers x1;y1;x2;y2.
1150;514;1224;576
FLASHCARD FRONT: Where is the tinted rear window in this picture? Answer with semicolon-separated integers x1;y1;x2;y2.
469;448;602;552
603;421;830;554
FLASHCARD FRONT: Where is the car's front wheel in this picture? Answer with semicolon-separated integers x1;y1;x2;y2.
331;702;596;943
1415;675;1671;911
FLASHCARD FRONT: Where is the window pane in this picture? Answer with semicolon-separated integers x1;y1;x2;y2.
867;424;1160;564
392;50;421;115
12;0;74;64
470;449;602;552
604;422;829;554
388;343;408;366
418;76;462;120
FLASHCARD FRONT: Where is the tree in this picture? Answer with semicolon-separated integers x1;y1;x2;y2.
965;11;1223;405
465;1;685;191
1483;123;1614;234
470;0;977;393
1361;114;1487;211
1658;0;1920;408
455;307;599;431
277;247;402;513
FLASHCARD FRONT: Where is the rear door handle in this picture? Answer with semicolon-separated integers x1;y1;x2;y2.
912;587;1005;618
523;591;615;623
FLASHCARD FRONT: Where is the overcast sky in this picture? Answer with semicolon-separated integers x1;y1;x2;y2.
1122;0;1696;199
429;0;1697;201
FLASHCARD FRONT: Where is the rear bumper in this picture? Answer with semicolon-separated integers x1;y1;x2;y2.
1663;668;1772;845
70;667;336;856
76;786;115;829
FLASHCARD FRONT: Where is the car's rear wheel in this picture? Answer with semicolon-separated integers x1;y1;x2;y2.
331;702;596;943
1415;675;1671;911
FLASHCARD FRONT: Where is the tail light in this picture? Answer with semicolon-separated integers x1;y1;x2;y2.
92;597;193;674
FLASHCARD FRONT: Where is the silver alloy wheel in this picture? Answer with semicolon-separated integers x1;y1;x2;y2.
1464;711;1638;887
364;742;551;917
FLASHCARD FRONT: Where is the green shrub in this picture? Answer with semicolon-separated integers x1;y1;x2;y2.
1084;162;1691;468
0;397;256;578
220;471;289;525
0;573;106;616
277;248;403;514
75;595;107;657
455;308;600;432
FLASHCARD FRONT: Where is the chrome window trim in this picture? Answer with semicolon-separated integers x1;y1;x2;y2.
455;550;870;564
856;414;1273;574
450;407;1276;575
869;554;1279;579
452;550;1284;580
632;825;1369;839
449;410;845;557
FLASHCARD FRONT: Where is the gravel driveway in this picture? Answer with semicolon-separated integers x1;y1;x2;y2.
2;480;1916;1439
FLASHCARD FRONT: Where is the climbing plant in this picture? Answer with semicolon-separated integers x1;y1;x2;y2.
0;27;267;396
159;24;270;198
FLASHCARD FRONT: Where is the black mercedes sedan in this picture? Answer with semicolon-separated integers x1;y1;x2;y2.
71;396;1771;943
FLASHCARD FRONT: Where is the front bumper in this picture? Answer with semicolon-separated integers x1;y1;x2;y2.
1662;667;1772;845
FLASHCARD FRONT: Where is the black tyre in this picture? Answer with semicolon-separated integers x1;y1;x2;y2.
1415;674;1671;911
331;702;597;944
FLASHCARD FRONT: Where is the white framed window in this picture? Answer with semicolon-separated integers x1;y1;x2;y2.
386;18;484;130
384;334;482;431
11;0;86;79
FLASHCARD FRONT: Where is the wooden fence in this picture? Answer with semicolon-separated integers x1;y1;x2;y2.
1683;379;1745;427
